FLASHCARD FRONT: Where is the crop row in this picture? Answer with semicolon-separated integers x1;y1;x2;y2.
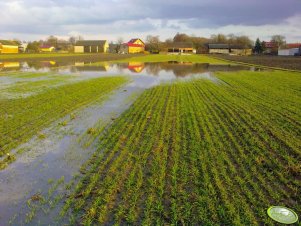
61;71;301;225
0;76;128;168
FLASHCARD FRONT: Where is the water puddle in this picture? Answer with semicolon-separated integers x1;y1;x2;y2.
0;79;145;225
0;61;257;99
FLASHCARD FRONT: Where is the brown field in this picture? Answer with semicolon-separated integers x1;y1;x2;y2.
214;55;301;71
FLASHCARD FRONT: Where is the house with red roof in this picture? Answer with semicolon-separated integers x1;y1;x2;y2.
286;43;301;49
278;43;301;56
262;41;278;54
120;38;145;54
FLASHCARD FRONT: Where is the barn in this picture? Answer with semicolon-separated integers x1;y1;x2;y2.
207;44;251;55
230;45;252;56
121;39;145;54
208;44;230;54
168;42;195;54
74;40;109;53
0;40;19;54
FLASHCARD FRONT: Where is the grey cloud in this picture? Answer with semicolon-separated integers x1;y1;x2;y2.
144;0;301;26
3;0;301;27
1;0;301;41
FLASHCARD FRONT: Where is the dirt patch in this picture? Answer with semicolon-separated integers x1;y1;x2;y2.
215;55;301;71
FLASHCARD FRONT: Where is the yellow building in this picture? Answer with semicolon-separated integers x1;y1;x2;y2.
74;40;109;53
121;38;145;54
0;40;19;54
40;45;55;52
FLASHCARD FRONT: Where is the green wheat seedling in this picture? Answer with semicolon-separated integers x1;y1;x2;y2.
0;76;128;169
18;69;301;225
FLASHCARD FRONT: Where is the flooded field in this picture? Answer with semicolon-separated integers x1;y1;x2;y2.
0;59;286;226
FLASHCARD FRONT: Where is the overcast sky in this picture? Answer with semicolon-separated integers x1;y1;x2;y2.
1;0;301;42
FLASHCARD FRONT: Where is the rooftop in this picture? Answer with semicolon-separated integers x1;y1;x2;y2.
128;38;144;44
75;40;107;46
168;42;194;48
0;40;19;46
208;44;229;49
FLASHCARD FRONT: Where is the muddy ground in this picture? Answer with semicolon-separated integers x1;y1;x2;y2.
215;55;301;71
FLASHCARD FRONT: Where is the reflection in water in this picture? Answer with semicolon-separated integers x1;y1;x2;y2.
127;62;145;73
0;62;20;71
76;62;110;71
0;60;259;78
149;62;250;77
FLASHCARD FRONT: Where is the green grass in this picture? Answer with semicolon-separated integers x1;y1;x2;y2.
0;76;128;168
114;54;230;64
61;70;301;225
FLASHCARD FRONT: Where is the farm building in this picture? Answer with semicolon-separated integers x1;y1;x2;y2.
40;45;55;52
120;39;145;54
278;48;301;56
168;42;196;54
74;40;109;53
208;44;230;54
286;43;301;49
230;45;252;56
0;40;19;54
207;44;251;55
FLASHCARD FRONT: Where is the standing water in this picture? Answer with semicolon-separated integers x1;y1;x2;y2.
0;61;258;225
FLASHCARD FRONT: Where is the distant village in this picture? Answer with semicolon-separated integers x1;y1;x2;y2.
0;33;300;56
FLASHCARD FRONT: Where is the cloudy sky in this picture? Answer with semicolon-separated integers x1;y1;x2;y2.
1;0;301;42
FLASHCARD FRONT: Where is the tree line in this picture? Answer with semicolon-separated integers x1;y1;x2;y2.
145;33;287;53
16;33;287;53
22;35;84;53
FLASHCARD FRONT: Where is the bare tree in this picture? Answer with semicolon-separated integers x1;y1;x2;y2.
173;33;190;42
211;34;227;43
69;36;76;45
236;35;253;48
146;35;161;52
271;35;286;48
46;35;58;47
114;37;124;53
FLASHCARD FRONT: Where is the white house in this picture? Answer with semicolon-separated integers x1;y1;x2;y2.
278;48;300;56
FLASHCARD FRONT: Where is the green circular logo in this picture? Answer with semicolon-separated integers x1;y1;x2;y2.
267;206;298;224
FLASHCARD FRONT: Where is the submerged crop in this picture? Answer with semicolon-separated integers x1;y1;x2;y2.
0;76;128;168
